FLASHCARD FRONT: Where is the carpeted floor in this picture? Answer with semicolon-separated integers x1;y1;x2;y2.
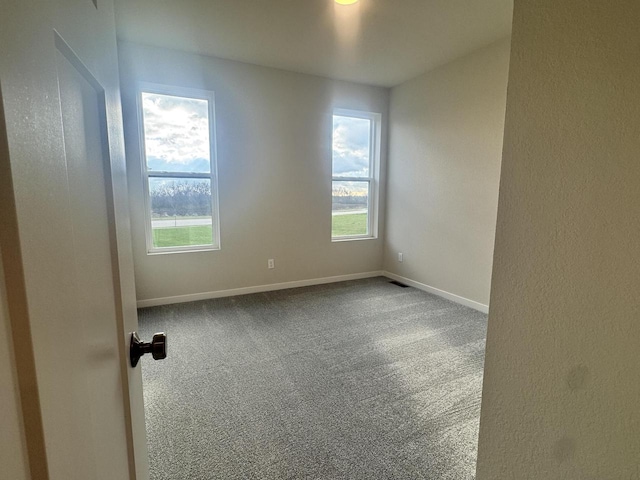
138;276;487;480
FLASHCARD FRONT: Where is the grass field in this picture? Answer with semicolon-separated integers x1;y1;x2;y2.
151;213;368;248
332;213;367;237
153;225;213;248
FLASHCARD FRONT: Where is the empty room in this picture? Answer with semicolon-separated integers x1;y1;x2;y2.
116;1;510;478
2;1;639;480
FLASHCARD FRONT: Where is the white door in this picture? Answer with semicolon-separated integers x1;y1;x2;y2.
0;0;148;479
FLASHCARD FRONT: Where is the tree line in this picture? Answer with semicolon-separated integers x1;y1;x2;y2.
150;179;367;216
150;180;212;217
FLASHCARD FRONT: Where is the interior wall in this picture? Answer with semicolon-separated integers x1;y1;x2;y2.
384;39;511;307
0;253;29;480
118;42;389;303
477;1;640;478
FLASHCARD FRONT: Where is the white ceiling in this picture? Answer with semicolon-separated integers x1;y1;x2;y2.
114;0;513;87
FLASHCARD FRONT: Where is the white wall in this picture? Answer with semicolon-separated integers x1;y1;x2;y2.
118;42;388;303
384;39;511;307
0;254;30;480
477;1;640;478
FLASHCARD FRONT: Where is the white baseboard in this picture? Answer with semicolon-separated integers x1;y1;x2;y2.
137;270;489;313
381;271;489;314
136;271;385;308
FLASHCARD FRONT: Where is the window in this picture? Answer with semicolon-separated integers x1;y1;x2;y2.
138;84;220;253
332;109;380;240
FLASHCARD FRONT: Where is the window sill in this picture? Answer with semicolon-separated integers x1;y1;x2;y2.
331;235;377;243
147;246;220;256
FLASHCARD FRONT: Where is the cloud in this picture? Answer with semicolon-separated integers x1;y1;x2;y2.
142;93;210;168
332;115;370;177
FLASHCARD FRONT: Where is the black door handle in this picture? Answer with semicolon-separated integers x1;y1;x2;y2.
130;332;167;367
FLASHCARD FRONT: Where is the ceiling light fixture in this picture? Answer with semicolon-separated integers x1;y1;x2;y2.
335;0;359;5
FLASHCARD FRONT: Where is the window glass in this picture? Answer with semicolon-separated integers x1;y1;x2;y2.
331;180;369;237
141;92;211;173
332;115;370;178
331;111;377;240
148;178;213;249
140;86;219;252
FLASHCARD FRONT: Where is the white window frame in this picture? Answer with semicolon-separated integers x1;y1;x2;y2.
137;82;221;254
331;108;381;242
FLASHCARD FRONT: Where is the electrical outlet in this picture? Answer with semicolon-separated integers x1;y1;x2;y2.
268;259;275;269
398;252;403;262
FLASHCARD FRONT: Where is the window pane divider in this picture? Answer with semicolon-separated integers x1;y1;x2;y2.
331;177;373;182
147;171;211;179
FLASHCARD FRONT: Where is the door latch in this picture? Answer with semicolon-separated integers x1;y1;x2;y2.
130;332;167;367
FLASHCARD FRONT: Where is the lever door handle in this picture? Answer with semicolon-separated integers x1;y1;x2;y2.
130;332;167;367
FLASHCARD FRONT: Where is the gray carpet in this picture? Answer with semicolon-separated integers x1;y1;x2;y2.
138;276;487;480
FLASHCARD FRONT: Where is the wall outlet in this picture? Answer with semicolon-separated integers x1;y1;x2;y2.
398;252;403;262
268;258;275;269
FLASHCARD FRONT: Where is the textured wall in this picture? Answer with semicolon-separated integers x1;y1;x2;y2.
384;39;510;306
119;43;388;302
477;1;640;478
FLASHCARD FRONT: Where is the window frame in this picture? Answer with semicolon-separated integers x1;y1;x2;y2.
137;82;221;254
331;108;381;242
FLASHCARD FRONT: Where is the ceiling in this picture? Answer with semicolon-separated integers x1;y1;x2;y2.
114;0;513;87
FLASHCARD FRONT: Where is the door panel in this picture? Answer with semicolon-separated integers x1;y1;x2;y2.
0;0;146;478
56;45;130;480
